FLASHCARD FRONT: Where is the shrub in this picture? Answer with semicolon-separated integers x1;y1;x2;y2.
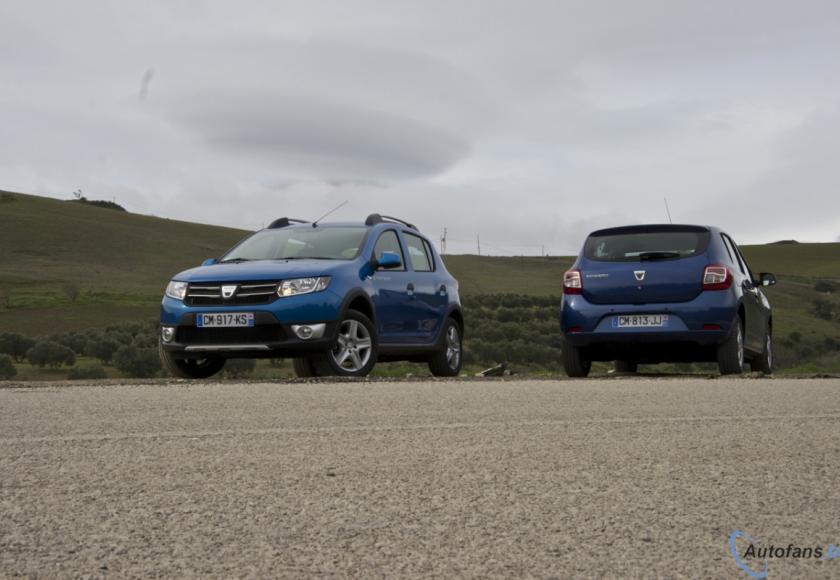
62;283;81;303
222;358;256;379
0;354;16;379
84;335;121;363
814;280;837;294
0;333;36;362
49;332;88;355
26;341;76;368
67;364;107;380
112;345;161;378
813;298;835;321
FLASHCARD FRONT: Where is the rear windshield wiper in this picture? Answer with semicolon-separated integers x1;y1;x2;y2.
639;251;681;261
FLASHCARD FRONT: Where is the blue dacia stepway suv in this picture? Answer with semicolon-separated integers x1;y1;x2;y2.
159;214;464;378
560;224;776;377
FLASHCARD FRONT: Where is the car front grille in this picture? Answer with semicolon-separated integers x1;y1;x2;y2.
185;281;279;306
177;325;285;345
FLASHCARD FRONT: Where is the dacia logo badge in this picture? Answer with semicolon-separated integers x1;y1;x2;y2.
634;270;646;281
221;285;237;299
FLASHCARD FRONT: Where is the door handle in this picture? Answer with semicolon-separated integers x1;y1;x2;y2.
406;283;415;297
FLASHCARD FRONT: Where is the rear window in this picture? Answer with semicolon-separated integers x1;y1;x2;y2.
584;228;710;262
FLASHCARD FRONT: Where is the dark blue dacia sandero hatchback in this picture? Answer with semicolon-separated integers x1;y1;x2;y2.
159;214;464;379
560;224;776;377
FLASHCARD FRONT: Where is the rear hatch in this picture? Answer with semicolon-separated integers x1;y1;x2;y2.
579;225;710;305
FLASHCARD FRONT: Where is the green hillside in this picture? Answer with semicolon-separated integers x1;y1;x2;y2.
1;190;839;374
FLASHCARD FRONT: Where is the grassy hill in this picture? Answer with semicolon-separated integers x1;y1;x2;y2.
1;190;839;373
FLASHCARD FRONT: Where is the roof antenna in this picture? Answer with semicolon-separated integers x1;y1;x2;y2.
663;197;673;224
312;200;348;228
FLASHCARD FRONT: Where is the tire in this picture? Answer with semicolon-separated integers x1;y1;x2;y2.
312;310;378;377
614;360;638;373
293;357;318;378
562;340;591;378
717;318;745;375
159;342;226;379
750;328;773;374
428;318;463;377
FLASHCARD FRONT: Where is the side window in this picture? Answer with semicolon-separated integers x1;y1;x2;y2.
723;234;746;275
404;233;433;272
423;239;436;271
372;230;405;270
731;239;756;281
719;234;734;263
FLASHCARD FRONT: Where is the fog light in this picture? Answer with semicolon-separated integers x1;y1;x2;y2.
161;326;176;343
291;323;326;340
298;325;314;339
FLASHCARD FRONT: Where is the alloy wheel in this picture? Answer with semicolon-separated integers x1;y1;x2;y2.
446;325;462;370
331;319;373;372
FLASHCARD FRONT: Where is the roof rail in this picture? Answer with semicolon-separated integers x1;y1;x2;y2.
364;213;418;231
267;217;309;229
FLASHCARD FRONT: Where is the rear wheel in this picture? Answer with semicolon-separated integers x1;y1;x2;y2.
614;360;638;373
717;319;745;375
750;328;773;374
292;357;318;378
428;319;463;377
312;310;378;377
563;341;591;378
159;342;226;379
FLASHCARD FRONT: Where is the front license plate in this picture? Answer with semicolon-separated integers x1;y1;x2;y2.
197;313;255;328
612;314;669;328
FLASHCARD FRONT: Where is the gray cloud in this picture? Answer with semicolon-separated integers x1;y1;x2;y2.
168;93;470;180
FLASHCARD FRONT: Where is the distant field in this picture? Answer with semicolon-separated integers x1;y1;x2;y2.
1;190;839;375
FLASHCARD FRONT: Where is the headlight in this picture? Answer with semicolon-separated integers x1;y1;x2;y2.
165;280;188;300
278;277;331;297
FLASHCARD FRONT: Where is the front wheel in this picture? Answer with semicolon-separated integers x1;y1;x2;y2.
312;310;378;377
562;340;591;378
292;357;318;378
750;329;773;374
159;342;226;379
614;360;638;373
717;319;745;375
428;319;463;377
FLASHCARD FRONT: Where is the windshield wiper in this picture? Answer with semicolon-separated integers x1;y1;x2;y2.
280;256;337;260
218;258;253;263
639;251;681;261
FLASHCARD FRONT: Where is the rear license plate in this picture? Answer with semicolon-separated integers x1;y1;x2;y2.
612;314;669;328
196;313;255;328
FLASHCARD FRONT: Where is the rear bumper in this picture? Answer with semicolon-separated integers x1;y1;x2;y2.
560;291;737;356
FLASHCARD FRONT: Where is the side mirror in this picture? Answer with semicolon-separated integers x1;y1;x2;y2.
758;273;776;287
374;251;402;270
201;258;218;266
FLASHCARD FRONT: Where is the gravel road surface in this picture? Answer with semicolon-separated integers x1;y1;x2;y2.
2;378;839;578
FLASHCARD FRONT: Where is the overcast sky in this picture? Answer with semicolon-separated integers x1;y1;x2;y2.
3;1;840;254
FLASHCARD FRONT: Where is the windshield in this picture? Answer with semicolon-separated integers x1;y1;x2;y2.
584;230;710;262
221;227;367;262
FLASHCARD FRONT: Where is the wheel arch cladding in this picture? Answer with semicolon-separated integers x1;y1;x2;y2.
345;293;375;323
448;308;465;335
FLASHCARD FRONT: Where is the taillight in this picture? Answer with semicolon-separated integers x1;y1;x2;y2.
702;265;732;291
564;269;583;294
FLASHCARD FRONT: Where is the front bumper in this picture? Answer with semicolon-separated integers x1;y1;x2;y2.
159;290;343;358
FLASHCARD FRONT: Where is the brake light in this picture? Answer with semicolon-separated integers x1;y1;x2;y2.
564;269;583;294
702;265;731;291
